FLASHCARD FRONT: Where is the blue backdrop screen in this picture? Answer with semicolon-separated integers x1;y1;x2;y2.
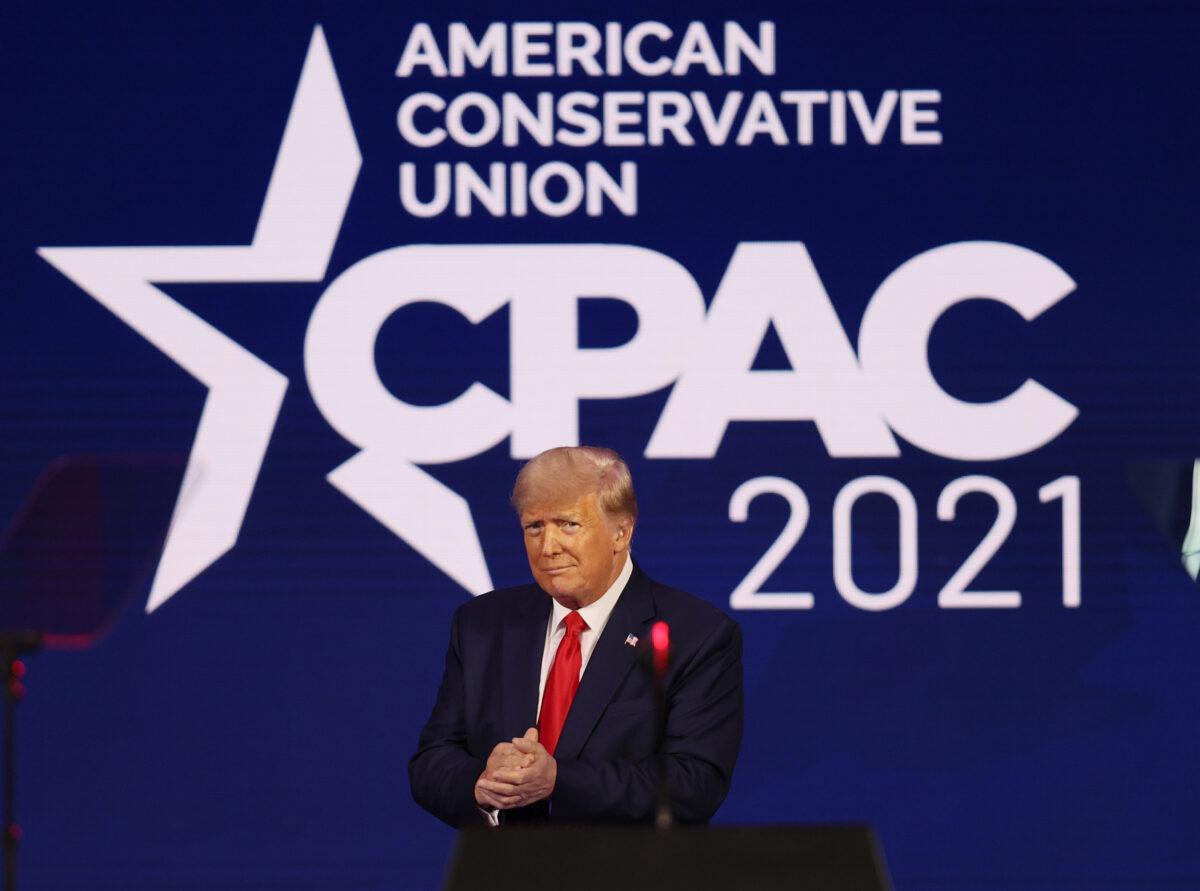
4;3;1200;888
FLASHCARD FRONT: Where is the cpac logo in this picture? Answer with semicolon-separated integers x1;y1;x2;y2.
37;28;1076;613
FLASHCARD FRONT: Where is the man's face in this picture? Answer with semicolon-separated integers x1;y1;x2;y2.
520;490;631;609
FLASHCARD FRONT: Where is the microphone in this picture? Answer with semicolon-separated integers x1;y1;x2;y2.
643;621;672;829
650;620;670;679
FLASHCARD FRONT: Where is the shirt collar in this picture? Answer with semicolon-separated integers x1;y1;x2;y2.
550;552;632;633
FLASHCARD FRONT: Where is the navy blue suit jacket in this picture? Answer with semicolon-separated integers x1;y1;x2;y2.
409;563;743;827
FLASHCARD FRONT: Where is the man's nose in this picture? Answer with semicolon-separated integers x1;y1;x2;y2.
540;527;562;556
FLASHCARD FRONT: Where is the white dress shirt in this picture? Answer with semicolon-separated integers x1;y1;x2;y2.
537;552;633;718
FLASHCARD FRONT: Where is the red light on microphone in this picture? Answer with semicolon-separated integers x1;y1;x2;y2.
651;621;670;676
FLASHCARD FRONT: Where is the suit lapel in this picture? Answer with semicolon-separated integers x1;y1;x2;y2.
553;564;658;761
501;587;551;740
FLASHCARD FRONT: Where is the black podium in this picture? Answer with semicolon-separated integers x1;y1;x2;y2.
444;825;892;891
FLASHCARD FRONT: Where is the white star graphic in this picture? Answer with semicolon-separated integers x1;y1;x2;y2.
38;27;361;612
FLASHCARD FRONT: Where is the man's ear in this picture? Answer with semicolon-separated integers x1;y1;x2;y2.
612;515;634;552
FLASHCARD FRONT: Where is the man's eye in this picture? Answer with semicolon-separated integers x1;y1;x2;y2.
563;521;580;530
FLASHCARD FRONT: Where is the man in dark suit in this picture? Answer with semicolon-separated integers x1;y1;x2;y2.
409;446;743;826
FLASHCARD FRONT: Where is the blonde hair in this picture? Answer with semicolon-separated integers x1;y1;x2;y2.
511;446;638;522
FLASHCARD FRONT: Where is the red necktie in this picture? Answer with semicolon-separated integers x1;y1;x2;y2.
538;611;588;756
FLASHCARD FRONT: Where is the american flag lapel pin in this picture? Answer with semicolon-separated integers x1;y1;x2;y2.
624;633;639;647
